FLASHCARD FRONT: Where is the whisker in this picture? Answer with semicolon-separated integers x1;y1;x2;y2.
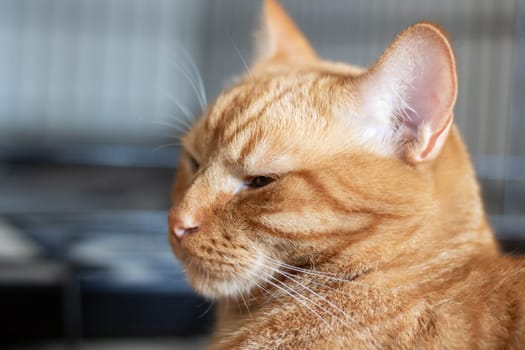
152;143;182;151
231;42;249;73
264;257;373;290
263;264;356;321
158;133;185;141
259;257;376;344
238;288;252;316
235;265;282;302
264;257;352;284
164;113;194;131
248;274;279;302
260;266;357;329
178;46;208;108
281;269;350;297
165;93;197;125
230;39;256;89
170;56;207;111
198;300;215;319
150;118;191;131
251;267;340;329
248;269;332;329
138;117;190;139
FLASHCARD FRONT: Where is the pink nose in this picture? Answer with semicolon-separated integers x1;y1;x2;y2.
168;209;200;242
173;224;200;241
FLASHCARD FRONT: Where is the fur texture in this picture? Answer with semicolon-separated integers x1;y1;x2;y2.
168;1;525;348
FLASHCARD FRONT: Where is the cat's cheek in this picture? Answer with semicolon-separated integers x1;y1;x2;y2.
167;231;187;261
170;160;196;205
184;249;269;299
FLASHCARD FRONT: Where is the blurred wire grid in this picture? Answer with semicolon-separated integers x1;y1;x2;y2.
0;0;524;344
0;0;524;234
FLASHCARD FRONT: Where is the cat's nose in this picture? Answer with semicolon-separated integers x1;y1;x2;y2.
168;209;200;242
173;223;200;241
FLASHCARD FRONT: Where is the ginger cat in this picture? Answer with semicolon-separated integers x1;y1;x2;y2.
168;0;525;348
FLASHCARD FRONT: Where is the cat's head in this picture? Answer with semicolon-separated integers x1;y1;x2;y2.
168;0;457;299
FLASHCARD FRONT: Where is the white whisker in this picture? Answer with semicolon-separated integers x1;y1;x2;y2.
198;300;215;319
259;257;376;344
264;257;349;282
178;46;207;108
238;288;252;316
153;143;181;151
165;93;196;125
252;267;340;329
263;263;356;323
248;269;333;329
170;55;207;111
259;266;356;330
138;117;190;139
152;118;191;131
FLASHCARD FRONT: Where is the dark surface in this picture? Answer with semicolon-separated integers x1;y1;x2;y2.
499;239;525;255
0;161;214;344
81;288;214;338
0;280;213;346
1;285;64;342
0;160;523;345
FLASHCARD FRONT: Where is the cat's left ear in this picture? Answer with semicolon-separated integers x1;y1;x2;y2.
359;22;457;163
254;0;317;64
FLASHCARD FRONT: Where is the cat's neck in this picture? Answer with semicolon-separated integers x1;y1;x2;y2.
431;125;495;247
316;125;499;278
356;125;495;272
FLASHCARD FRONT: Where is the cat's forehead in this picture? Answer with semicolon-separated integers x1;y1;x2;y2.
205;69;348;133
203;74;327;141
185;65;366;172
215;70;326;117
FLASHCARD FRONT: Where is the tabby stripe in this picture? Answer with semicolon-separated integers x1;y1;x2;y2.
333;172;411;210
207;83;253;127
206;80;264;146
247;216;377;242
220;88;288;146
292;170;357;215
238;132;259;161
291;170;391;219
210;90;250;146
336;219;384;254
221;78;313;147
290;171;406;231
217;79;276;143
334;172;383;205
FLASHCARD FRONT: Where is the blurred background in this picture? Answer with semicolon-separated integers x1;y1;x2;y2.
0;0;524;348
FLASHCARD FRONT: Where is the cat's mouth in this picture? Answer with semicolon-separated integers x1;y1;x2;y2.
168;229;275;299
181;250;269;299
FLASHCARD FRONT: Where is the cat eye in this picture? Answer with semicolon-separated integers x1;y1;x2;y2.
246;176;276;189
188;155;199;171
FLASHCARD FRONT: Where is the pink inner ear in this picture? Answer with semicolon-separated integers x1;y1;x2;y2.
359;23;457;161
404;46;455;135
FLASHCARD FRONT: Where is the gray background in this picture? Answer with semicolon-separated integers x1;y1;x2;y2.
0;1;524;346
1;0;523;237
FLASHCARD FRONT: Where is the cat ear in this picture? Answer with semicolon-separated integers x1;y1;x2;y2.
254;0;317;64
359;22;457;163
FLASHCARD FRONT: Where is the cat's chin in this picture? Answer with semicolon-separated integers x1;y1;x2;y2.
183;253;267;300
187;272;255;300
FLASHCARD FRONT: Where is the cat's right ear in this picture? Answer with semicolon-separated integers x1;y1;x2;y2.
253;0;317;64
358;22;458;164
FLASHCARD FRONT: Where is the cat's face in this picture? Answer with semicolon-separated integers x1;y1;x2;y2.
168;0;457;299
168;68;364;298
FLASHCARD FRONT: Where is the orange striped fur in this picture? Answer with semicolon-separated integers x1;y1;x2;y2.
168;1;525;348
